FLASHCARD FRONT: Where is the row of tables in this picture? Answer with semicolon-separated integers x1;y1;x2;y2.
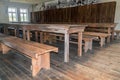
0;23;86;62
0;23;117;62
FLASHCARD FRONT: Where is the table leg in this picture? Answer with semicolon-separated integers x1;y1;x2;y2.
14;29;17;37
116;32;120;39
40;32;43;43
64;32;69;62
23;29;26;40
78;32;82;56
27;30;30;41
111;28;115;41
16;27;19;37
35;31;38;42
4;26;8;35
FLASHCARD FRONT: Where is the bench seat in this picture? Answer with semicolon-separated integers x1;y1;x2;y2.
71;34;97;53
83;32;111;47
48;33;97;53
0;34;58;77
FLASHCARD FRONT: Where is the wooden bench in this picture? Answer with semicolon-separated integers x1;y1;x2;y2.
83;32;111;47
0;33;9;51
80;23;117;41
46;33;96;53
0;35;58;77
70;34;97;53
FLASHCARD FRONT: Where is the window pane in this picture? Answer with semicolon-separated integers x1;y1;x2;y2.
8;8;12;12
20;9;23;13
12;8;16;12
13;13;17;22
8;7;17;22
24;14;27;21
20;9;28;22
8;8;16;12
8;13;12;22
20;14;23;21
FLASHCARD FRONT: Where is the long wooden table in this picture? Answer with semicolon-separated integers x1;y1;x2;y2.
22;24;86;62
0;23;86;62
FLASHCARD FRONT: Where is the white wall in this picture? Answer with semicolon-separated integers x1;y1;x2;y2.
0;1;32;23
0;1;8;23
98;0;120;30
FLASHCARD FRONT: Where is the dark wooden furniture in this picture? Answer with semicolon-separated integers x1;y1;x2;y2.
81;23;117;41
31;1;116;24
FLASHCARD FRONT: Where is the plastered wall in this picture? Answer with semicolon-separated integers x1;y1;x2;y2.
0;1;32;23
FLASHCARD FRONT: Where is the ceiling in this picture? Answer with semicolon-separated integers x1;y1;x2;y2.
1;0;55;4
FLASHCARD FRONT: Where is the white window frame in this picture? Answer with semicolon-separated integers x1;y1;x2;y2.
8;7;18;22
20;8;29;22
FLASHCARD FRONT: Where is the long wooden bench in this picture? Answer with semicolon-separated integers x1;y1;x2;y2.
0;34;58;77
0;33;9;51
83;32;111;47
80;23;117;41
46;33;97;53
70;34;97;53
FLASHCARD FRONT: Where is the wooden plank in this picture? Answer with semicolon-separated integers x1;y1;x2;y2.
83;32;111;37
30;1;116;23
1;43;11;54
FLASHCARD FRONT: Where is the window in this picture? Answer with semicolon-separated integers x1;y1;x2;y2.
20;8;28;22
8;7;18;22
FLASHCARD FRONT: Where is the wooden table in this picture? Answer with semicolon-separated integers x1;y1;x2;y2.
22;24;86;62
0;23;86;62
0;23;21;37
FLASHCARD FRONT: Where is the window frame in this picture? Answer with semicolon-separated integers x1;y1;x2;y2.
19;8;29;22
8;7;18;22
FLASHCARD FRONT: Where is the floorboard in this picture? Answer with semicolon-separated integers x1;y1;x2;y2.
0;40;120;80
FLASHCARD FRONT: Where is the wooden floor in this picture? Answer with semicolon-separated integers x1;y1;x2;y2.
0;40;120;80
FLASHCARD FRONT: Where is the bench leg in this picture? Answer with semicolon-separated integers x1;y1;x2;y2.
23;29;26;40
84;40;93;53
40;32;43;43
41;53;50;69
43;33;48;43
84;41;89;53
88;40;92;51
100;37;105;47
27;30;30;41
1;43;11;54
31;58;41;77
107;36;110;43
31;53;50;77
35;31;38;42
14;29;17;37
116;32;120;39
0;43;1;52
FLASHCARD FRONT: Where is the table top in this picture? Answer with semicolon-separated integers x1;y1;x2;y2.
0;23;87;34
